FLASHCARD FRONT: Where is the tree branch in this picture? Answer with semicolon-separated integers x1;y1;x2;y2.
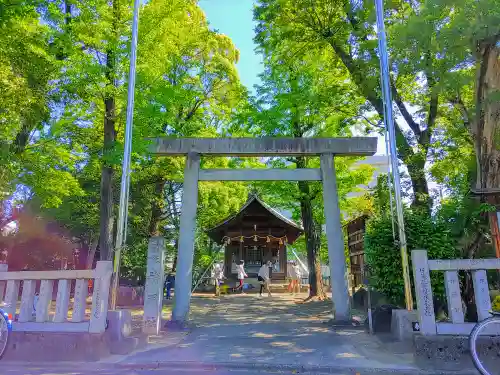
329;42;415;161
390;78;422;137
184;98;203;122
449;95;472;131
421;74;438;147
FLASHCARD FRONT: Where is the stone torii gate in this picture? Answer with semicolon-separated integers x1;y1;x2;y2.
151;137;377;323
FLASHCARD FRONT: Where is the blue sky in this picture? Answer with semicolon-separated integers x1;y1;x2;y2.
198;0;263;93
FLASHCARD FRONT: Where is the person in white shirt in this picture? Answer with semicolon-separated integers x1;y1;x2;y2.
292;263;302;294
287;261;301;294
214;263;225;296
287;261;297;293
233;260;247;293
258;261;272;297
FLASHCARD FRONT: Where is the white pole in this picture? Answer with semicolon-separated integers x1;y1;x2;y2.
384;126;396;240
110;0;140;310
375;0;413;310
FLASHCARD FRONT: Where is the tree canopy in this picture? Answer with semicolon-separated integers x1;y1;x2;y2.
0;0;498;309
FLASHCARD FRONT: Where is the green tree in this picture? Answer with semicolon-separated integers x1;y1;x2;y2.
242;40;373;299
0;0;84;208
392;0;500;254
253;0;474;213
31;0;248;269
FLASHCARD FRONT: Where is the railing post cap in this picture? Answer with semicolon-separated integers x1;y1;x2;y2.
95;261;113;272
412;249;429;256
149;236;165;243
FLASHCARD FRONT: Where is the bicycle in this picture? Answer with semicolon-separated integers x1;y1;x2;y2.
469;310;500;375
0;308;12;360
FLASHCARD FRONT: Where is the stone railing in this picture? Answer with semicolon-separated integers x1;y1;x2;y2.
412;249;500;336
0;261;113;333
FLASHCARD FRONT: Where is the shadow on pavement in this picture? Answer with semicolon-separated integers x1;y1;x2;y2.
117;294;419;372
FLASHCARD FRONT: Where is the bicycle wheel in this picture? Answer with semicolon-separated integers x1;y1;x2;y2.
469;316;500;375
0;310;10;360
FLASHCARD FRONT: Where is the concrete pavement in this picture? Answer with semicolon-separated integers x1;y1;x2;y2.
107;295;475;374
0;366;427;375
1;295;478;374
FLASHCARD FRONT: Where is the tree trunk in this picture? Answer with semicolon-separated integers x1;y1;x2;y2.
406;155;430;210
474;41;500;254
99;89;116;260
99;166;114;261
148;180;165;237
296;156;326;300
98;2;119;261
474;42;500;192
86;237;98;269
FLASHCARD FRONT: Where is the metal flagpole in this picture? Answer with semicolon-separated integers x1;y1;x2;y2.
374;0;413;310
110;0;140;310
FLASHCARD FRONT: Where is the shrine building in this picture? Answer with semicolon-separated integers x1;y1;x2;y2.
206;195;303;281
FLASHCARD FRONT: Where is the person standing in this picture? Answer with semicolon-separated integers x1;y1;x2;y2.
292;262;302;295
214;263;225;296
233;260;247;293
258;261;272;297
164;273;175;300
287;261;297;293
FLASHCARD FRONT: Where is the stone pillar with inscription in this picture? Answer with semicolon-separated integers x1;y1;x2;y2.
89;261;113;333
411;250;436;335
143;236;166;335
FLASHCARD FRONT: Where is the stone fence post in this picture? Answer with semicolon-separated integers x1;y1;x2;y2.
89;261;113;333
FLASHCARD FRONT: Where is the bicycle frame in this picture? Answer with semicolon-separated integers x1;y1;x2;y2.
0;307;12;360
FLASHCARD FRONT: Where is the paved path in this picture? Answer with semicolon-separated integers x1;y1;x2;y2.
111;294;421;373
1;294;477;374
0;366;409;375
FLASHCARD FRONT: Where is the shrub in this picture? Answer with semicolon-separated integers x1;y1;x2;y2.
492;295;500;312
365;212;458;307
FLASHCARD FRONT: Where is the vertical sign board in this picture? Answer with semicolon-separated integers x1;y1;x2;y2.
143;236;166;335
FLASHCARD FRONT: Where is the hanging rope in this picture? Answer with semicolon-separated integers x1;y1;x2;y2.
222;234;288;245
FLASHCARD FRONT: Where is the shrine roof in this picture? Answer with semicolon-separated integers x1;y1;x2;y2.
206;195;303;244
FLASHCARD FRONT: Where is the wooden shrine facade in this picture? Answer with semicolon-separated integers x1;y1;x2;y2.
207;195;303;281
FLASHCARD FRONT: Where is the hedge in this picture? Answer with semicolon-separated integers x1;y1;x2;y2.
364;212;458;307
